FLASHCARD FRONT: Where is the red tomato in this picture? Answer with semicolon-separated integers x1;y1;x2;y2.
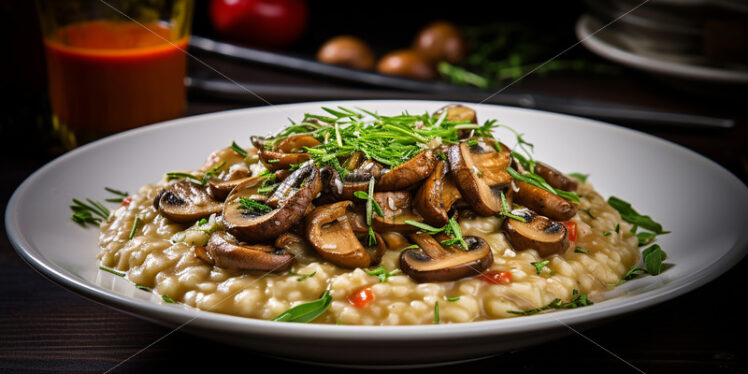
348;287;374;308
121;197;132;207
480;271;512;285
564;221;577;242
210;0;308;48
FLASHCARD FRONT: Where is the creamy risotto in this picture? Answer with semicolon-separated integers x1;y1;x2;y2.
96;105;645;325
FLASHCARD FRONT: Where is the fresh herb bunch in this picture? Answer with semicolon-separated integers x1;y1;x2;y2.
263;106;497;170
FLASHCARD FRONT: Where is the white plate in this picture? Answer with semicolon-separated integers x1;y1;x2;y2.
576;14;748;84
6;100;748;367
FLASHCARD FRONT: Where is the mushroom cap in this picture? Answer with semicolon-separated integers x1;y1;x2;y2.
514;180;577;221
274;133;322;153
377;149;436;191
400;233;493;283
223;164;317;243
502;209;569;257
305;201;383;269
534;161;579;192
208;174;261;202
448;138;512;216
414;159;462;226
317;35;376;70
156;181;223;223
205;231;294;273
258;149;312;171
376;49;437;80
412;21;467;64
372;191;424;232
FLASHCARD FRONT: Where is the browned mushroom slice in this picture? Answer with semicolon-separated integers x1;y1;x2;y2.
433;104;477;139
503;209;568;257
514;180;577;221
372;191;424;232
377;149;436;191
414;159;462;226
223;164;316;242
400;233;493;283
534;161;579;192
207;165;259;201
258;149;312;171
201;231;294;272
155;181;223;223
305;201;385;269
448;138;512;216
274;133;322;153
328;159;386;200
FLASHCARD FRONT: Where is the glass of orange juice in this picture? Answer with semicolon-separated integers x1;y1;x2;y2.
36;0;194;149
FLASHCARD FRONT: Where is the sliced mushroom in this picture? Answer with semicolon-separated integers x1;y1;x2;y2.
372;191;424;232
433;104;477;139
223;163;317;242
200;231;294;272
502;209;568;257
534;161;579;192
414;159;462;226
207;165;257;201
448;138;512;216
513;180;577;221
274;133;322;153
305;201;385;268
155;181;223;223
399;233;493;283
258;150;311;171
377;149;436;191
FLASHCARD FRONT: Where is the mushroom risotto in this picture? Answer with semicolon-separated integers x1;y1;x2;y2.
95;105;666;325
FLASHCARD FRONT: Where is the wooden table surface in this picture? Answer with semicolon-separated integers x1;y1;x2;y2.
2;13;748;372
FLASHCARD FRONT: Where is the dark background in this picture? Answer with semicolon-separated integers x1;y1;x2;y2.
1;0;747;372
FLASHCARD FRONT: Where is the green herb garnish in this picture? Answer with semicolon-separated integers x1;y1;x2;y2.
162;295;175;303
506;166;580;202
231;141;248;157
642;244;667;275
568;173;589;183
238;197;272;214
508;289;593;315
434;301;440;324
446;296;461;302
574;247;588;254
498;191;526;222
128;216;140;240
296;272;316;282
615;267;646;285
99;265;125;277
531;260;550;275
366;266;400;283
104;187;129;203
603;231;612;237
636;231;657;246
272;290;333;323
607;197;668;235
135;285;152;292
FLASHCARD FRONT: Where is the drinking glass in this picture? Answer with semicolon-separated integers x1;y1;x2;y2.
36;0;194;149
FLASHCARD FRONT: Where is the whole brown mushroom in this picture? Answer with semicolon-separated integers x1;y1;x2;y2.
377;50;436;80
317;35;376;70
412;21;467;64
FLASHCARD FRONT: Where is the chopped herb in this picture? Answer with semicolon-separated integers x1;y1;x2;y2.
434;301;440;324
441;218;468;250
400;244;419;251
135;285;152;292
166;172;200;181
366;266;400;283
436;153;448;160
273;290;333;323
296;272;316;282
286;269;299;276
404;220;446;235
493;141;503;152
636;231;657;246
353;191;383;220
574;247;588;254
466;140;478;146
498;191;526;222
70;198;110;227
238;197;272;214
603;232;612;237
615;267;646;285
642;244;667;275
266;159;280;164
506;166;580;202
99;265;125;277
508;289;593;315
198;218;208;226
614;224;620;233
568;173;589;183
162;295;175;303
531;260;550;275
231;141;248;157
607;197;668;235
128;216;140;240
105;187;129;197
367;226;377;247
446;296;461;302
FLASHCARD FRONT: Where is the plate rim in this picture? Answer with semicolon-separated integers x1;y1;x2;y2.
575;14;748;83
6;100;748;342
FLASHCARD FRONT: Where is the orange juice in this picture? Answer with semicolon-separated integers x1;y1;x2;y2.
44;21;188;142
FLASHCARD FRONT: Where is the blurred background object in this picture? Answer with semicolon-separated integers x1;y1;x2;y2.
36;0;194;149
